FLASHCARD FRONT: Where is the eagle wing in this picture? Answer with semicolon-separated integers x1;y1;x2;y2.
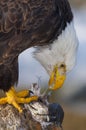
0;0;73;61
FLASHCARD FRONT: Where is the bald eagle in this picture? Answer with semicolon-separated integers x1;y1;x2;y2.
0;0;78;112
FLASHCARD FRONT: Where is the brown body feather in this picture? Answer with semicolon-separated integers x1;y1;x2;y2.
0;0;73;91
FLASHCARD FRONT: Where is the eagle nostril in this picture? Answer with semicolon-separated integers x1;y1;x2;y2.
60;64;65;68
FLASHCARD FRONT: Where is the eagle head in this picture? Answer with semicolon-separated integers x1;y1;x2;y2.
34;22;78;90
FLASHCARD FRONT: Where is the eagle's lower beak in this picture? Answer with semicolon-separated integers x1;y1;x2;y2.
48;65;66;90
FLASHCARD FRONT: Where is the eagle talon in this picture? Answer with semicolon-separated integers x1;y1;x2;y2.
0;86;38;113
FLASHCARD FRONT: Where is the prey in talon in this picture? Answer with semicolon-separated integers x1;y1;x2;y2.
25;95;64;129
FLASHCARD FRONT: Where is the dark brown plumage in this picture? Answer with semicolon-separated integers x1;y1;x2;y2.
0;0;73;91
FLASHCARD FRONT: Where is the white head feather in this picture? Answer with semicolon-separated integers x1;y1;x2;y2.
34;21;78;74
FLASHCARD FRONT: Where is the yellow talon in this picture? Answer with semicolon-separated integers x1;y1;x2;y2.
16;90;29;98
0;86;38;113
0;97;7;104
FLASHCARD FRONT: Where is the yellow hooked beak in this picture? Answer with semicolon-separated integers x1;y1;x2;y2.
48;65;66;90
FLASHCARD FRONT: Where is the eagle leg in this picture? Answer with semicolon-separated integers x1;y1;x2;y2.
0;87;38;113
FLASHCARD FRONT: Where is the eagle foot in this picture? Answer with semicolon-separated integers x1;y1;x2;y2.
0;87;38;113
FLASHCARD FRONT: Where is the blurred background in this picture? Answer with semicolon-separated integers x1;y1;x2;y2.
1;0;86;130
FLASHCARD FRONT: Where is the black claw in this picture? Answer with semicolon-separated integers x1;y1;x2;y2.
29;90;34;95
37;96;49;105
48;103;64;126
38;97;43;103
